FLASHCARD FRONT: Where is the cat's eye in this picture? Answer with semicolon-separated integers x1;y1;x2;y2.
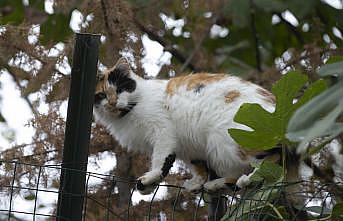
94;92;107;104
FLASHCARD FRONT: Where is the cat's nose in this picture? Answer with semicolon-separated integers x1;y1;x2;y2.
94;92;106;105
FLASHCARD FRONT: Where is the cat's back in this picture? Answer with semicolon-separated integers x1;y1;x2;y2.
164;73;275;133
165;73;274;110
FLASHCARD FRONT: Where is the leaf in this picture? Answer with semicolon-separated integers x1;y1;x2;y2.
287;80;343;154
250;161;283;184
0;0;24;25
24;194;35;201
254;0;287;13
317;61;343;77
297;103;343;153
225;0;250;28
228;71;327;150
221;183;280;220
326;56;343;64
332;203;343;220
287;0;317;19
39;13;73;45
0;113;6;122
304;206;332;215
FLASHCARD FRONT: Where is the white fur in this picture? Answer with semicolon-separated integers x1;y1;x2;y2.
93;72;275;191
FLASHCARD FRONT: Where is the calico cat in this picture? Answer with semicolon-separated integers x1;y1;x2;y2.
93;58;280;194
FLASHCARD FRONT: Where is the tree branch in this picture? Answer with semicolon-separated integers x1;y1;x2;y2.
276;13;304;45
100;0;113;37
250;1;262;72
132;17;198;72
179;16;218;73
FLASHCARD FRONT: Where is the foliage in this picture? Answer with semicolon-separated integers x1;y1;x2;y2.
287;59;343;154
228;71;327;150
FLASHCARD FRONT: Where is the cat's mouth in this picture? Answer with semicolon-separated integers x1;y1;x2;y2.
118;103;137;117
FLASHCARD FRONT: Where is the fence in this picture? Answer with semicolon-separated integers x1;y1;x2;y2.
0;159;341;220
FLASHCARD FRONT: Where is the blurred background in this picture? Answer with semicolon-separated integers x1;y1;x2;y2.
0;0;342;220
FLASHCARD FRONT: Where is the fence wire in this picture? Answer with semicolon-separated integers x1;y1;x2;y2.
0;160;341;221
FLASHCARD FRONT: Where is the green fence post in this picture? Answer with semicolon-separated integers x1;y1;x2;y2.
56;33;100;221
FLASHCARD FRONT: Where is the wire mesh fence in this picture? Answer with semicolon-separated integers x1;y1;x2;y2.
1;159;341;221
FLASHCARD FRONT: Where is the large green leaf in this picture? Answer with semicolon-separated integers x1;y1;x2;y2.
228;71;327;150
317;61;343;77
287;79;343;154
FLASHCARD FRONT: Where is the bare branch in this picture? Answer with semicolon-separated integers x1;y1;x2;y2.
133;17;199;72
276;13;304;45
250;1;262;72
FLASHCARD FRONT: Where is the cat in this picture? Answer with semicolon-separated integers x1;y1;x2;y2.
93;58;280;194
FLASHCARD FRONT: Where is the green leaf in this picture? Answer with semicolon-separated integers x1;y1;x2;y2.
0;0;24;25
326;56;343;64
304;206;332;215
333;203;343;220
250;161;283;183
317;61;343;77
0;113;5;122
254;0;287;13
40;13;73;45
225;0;250;28
228;71;327;150
24;194;35;201
287;0;317;19
287;80;343;154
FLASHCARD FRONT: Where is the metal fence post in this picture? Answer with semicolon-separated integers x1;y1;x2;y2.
56;33;100;221
208;171;227;221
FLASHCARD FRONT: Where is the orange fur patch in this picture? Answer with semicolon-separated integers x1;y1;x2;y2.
257;88;276;104
95;72;117;106
237;148;266;161
166;73;227;95
193;164;208;180
225;90;241;103
224;177;237;184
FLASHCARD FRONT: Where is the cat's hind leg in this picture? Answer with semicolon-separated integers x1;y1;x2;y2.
183;160;208;193
203;177;238;193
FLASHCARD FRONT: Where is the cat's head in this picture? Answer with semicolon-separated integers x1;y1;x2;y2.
94;58;138;118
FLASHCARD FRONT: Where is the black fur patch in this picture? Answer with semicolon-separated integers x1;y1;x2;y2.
161;154;176;177
225;183;241;191
255;146;282;159
194;84;205;93
108;68;136;94
94;92;106;105
118;102;137;117
136;180;145;191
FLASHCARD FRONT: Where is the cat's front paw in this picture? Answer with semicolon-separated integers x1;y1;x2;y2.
183;176;205;193
136;180;156;195
236;174;251;188
137;170;162;195
204;178;226;193
138;170;162;186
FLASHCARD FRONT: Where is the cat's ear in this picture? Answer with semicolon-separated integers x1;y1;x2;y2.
113;57;130;77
